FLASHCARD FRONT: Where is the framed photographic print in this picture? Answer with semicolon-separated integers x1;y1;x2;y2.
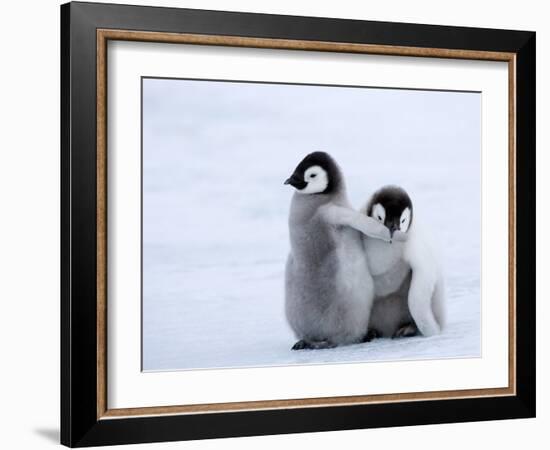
60;1;536;447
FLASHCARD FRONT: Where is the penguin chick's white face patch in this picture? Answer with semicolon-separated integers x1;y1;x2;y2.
298;165;329;194
372;203;386;223
400;207;411;232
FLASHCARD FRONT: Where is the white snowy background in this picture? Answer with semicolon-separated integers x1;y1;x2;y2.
142;78;481;371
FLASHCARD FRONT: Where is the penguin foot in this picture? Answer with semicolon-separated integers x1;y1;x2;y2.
392;322;419;339
363;329;381;342
291;340;310;350
291;339;336;350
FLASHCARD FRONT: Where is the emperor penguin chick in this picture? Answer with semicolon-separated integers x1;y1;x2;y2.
362;186;446;338
284;152;391;350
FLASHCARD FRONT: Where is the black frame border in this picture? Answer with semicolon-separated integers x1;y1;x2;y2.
61;1;535;447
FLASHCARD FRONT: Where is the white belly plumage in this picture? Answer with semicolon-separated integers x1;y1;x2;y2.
364;237;410;297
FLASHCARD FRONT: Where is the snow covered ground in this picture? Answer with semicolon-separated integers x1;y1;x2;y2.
141;78;481;371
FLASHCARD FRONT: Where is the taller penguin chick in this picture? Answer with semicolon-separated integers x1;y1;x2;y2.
284;152;391;350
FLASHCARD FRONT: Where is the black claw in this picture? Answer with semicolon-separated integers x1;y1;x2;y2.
292;339;336;350
292;340;311;350
392;322;419;339
363;329;381;342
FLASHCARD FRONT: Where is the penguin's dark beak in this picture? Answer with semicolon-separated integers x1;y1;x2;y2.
388;221;399;238
284;174;307;190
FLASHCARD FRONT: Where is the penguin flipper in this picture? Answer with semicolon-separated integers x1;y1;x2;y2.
403;228;442;337
321;205;391;242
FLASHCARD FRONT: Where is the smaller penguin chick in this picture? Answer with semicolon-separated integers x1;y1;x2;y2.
367;185;413;240
364;186;417;338
363;185;446;338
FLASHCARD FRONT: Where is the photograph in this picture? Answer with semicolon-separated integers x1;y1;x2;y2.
141;77;481;371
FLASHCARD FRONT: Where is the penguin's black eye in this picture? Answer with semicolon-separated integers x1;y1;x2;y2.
310;173;317;178
377;216;382;221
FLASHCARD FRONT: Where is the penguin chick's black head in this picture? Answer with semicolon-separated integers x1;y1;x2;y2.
367;185;413;237
284;151;342;195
